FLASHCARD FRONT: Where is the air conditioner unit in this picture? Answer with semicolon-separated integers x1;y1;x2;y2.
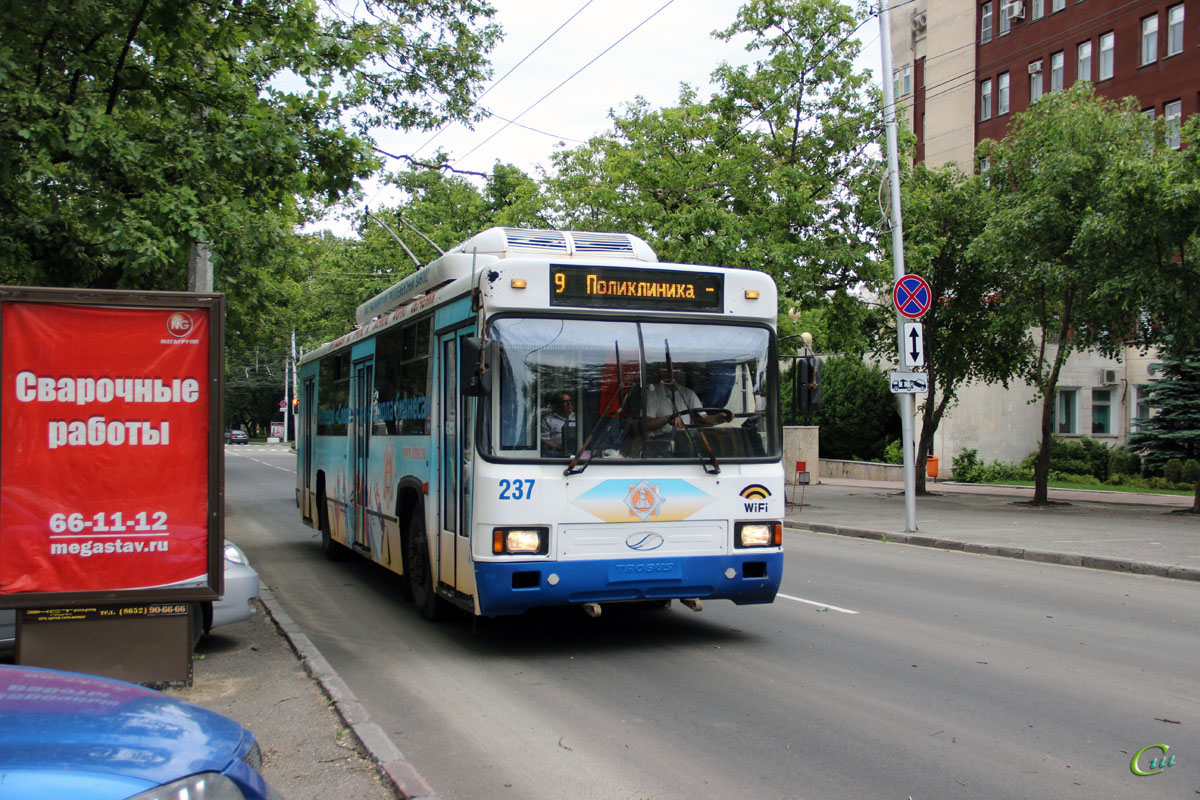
1004;1;1025;20
1028;60;1043;74
1099;368;1118;384
911;11;928;32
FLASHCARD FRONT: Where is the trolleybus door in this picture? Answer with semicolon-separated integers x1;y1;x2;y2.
437;327;476;598
300;377;316;520
351;358;373;553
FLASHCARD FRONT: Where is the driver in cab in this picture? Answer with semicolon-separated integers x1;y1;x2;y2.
645;364;728;436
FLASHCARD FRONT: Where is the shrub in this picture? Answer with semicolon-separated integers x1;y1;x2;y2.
1022;436;1111;481
953;448;983;482
883;438;903;464
1108;449;1141;477
1183;459;1200;485
1164;458;1183;484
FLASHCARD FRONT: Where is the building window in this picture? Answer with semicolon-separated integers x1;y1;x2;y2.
1030;65;1043;102
1167;5;1184;57
998;72;1010;114
1031;0;1043;20
1051;0;1064;11
1166;100;1182;149
1055;388;1078;434
1050;51;1064;91
999;4;1011;35
1130;385;1151;433
981;79;993;120
893;66;913;97
1092;389;1112;435
1141;15;1158;65
982;2;993;43
1099;32;1114;80
1076;41;1092;83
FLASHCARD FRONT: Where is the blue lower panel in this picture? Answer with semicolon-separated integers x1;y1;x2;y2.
475;552;783;616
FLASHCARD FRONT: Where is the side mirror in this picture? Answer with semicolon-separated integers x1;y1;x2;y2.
460;337;491;396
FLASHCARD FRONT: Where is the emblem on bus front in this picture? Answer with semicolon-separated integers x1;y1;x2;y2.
626;532;665;551
625;480;664;522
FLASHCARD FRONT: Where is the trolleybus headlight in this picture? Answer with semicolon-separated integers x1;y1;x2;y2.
493;527;549;555
735;522;782;548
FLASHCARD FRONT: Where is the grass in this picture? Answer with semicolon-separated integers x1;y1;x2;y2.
970;478;1195;497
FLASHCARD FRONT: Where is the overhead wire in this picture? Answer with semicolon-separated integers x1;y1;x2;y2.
452;0;679;168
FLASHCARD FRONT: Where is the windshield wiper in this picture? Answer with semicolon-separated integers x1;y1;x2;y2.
663;339;720;475
565;342;636;476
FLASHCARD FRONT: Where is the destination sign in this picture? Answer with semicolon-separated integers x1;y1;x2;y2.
550;265;724;312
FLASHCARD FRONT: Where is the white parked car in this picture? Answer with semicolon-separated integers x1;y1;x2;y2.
0;541;260;652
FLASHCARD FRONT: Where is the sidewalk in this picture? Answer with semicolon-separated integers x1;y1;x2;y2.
784;478;1200;581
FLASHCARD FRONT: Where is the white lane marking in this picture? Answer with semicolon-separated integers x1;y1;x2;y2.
777;593;860;615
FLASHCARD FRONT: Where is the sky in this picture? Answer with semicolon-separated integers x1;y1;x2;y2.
321;0;884;234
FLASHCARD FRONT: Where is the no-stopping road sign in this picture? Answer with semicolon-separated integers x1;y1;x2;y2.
893;274;932;319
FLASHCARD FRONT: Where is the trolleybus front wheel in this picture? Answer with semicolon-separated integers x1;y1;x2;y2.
406;506;447;621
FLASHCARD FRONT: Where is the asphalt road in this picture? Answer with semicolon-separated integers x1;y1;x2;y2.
227;447;1200;800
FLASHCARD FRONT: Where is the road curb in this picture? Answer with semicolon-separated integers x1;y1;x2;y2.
257;587;443;800
785;522;1200;582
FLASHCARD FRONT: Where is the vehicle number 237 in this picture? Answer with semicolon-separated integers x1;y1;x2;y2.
498;479;534;500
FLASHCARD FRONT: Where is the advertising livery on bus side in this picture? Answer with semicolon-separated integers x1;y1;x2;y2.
296;227;783;620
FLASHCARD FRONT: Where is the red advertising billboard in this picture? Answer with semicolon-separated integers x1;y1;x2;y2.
0;288;223;605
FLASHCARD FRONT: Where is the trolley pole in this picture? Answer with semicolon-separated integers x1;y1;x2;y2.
879;0;918;532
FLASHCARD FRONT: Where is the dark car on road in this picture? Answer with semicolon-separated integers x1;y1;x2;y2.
226;429;250;444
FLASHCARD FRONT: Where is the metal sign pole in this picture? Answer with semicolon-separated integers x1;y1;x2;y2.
880;1;918;532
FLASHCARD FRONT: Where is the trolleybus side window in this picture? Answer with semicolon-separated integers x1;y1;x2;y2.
373;318;432;436
317;351;350;435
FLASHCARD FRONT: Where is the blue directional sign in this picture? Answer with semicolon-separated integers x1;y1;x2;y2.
893;274;932;319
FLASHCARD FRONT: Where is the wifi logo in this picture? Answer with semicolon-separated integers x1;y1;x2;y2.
740;484;771;512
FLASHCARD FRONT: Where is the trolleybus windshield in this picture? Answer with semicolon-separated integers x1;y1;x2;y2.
486;317;777;463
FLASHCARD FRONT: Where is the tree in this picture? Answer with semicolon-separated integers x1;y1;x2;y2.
812;355;898;460
897;163;1029;492
543;0;886;352
0;0;500;303
968;85;1168;504
1128;347;1200;513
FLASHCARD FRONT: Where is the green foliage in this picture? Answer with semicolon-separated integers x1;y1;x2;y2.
968;85;1183;502
1020;436;1111;481
812;355;899;461
1128;348;1200;473
1108;449;1142;477
1183;459;1200;485
543;0;886;355
883;438;903;465
952;448;983;482
1165;458;1184;484
0;0;498;295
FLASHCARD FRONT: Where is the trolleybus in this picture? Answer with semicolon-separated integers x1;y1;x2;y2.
296;227;784;619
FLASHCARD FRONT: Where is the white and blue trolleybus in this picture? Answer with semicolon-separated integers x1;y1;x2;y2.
296;228;784;619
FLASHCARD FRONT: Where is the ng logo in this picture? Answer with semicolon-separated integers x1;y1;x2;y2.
1130;744;1175;776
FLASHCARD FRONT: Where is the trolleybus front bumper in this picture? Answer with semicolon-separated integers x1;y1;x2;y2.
473;551;782;616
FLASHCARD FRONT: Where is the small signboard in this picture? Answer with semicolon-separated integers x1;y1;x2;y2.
893;275;932;319
890;372;929;394
902;322;925;368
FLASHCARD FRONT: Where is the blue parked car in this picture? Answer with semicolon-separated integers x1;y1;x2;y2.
0;664;283;799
